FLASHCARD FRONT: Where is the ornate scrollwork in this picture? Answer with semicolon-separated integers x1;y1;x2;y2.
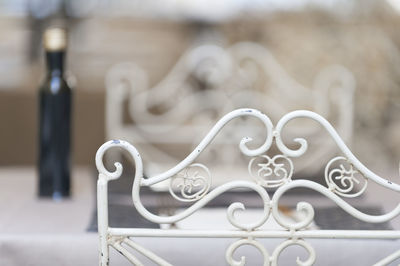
169;163;212;202
325;156;368;198
248;155;293;188
225;238;315;266
273;179;400;226
226;238;270;266
274;110;400;192
271;239;316;266
96;108;400;228
97;108;400;266
227;199;271;231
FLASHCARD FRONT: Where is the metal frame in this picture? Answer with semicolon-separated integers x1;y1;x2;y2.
96;109;400;265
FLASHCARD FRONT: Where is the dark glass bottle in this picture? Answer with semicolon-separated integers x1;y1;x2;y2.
38;28;72;199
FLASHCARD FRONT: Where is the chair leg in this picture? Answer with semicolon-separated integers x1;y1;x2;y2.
99;238;109;266
98;177;110;266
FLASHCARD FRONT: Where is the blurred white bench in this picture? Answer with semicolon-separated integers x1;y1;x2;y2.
105;42;355;180
96;109;400;265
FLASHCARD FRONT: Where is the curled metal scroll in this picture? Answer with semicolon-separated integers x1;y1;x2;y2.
169;163;212;202
226;238;270;266
325;156;368;198
248;154;293;188
271;239;316;266
225;238;315;266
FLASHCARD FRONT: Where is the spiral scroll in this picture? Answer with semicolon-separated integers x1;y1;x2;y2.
271;239;316;266
226;239;270;266
169;163;211;202
325;156;368;198
248;155;293;188
225;238;315;266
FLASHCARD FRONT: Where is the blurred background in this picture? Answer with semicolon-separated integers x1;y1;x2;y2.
0;0;399;174
1;1;400;265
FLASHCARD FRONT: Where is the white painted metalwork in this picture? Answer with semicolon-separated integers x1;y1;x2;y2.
96;109;400;265
105;42;355;179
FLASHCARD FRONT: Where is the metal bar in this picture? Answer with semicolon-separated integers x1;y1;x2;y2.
123;238;173;266
112;242;144;266
373;249;400;266
97;176;109;266
108;228;400;239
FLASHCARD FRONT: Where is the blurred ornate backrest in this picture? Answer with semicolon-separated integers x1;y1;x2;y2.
105;42;356;177
96;109;400;266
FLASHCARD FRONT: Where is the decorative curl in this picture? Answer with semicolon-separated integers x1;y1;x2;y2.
226;239;270;266
272;200;315;231
95;139;139;181
169;164;211;202
225;238;315;266
271;239;316;266
325;156;368;198
248;155;293;188
227;201;271;231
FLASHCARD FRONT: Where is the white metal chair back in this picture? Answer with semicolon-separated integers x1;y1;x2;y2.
96;108;400;265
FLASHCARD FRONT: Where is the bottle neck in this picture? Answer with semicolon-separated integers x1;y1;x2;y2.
46;51;65;76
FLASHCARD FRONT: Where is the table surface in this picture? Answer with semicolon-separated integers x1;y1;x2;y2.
0;166;94;234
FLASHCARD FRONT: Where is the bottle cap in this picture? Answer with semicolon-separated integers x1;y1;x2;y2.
43;28;67;51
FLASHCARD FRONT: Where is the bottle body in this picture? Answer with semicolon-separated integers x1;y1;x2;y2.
38;39;72;199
